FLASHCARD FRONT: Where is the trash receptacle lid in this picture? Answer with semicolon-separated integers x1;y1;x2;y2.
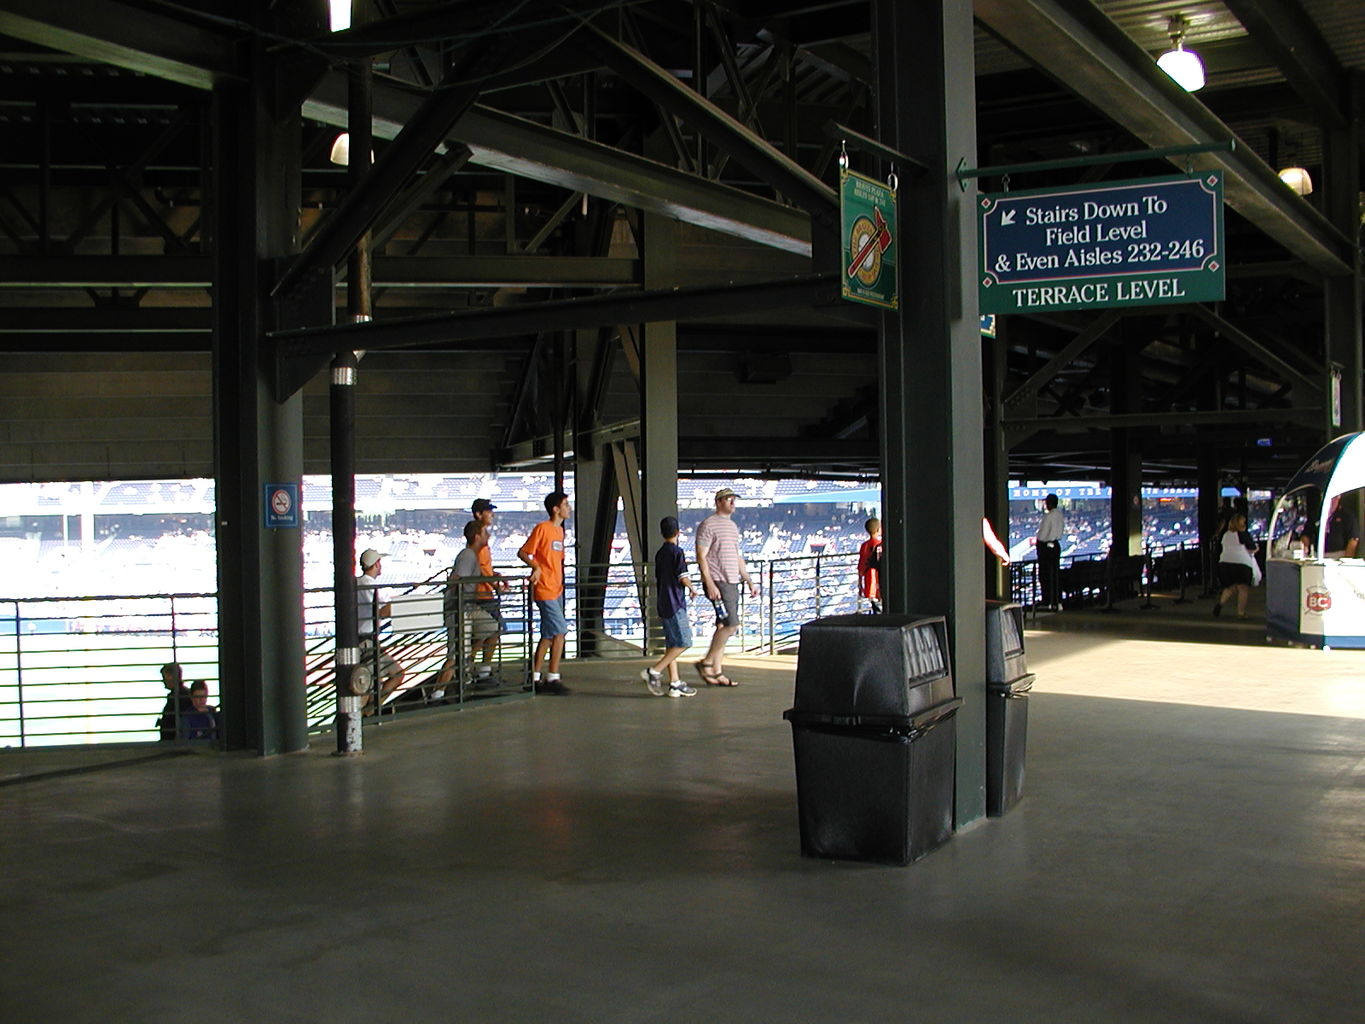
793;614;954;718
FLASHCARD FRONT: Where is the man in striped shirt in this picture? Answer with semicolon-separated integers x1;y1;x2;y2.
694;487;759;687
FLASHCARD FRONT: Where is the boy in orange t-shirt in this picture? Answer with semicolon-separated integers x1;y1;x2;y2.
518;491;572;695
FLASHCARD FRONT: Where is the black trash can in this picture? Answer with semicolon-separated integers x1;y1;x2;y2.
985;600;1034;817
783;614;962;865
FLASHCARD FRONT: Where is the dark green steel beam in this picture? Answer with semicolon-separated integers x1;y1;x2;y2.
0;308;210;331
1221;0;1350;129
368;255;640;288
0;255;212;288
274;39;523;301
302;72;813;256
0;0;242;89
272;273;843;361
0;332;208;353
580;23;839;229
1004;406;1319;432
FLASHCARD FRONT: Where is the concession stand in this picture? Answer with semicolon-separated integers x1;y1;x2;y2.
1266;433;1365;648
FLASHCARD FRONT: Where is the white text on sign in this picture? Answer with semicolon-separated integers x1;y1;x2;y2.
1010;278;1188;309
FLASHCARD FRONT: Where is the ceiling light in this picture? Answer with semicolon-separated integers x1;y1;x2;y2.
329;0;351;32
329;132;350;166
1277;166;1313;196
1156;15;1205;92
328;133;374;167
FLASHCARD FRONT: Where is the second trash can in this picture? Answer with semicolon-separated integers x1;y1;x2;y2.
783;614;962;865
985;600;1034;817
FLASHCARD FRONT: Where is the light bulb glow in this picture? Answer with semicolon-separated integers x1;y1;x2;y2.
1157;46;1206;92
1277;166;1313;196
329;0;351;32
329;133;350;166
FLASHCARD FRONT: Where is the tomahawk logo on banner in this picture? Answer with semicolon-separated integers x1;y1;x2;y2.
840;168;898;310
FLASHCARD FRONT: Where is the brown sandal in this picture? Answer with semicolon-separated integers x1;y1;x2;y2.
696;661;720;685
708;673;739;687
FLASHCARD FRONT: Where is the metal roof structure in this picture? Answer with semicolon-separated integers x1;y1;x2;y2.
0;0;1360;489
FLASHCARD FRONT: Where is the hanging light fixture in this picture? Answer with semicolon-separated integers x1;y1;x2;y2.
329;132;351;166
1156;15;1206;92
329;0;351;32
1277;165;1313;196
328;133;374;167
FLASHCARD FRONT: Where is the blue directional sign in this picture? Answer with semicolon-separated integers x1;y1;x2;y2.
979;173;1223;314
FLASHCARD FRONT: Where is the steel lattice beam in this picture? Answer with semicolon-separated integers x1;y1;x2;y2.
271;273;843;362
1221;0;1350;129
0;0;242;88
580;23;838;227
302;72;813;256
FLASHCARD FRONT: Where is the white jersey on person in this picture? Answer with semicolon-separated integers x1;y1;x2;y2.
1036;507;1064;544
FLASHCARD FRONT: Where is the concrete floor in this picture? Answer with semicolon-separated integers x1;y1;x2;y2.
3;598;1363;1023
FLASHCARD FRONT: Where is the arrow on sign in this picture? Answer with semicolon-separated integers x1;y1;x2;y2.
847;207;892;278
1000;209;1016;226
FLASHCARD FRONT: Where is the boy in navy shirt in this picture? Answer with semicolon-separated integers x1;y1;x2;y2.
643;516;698;697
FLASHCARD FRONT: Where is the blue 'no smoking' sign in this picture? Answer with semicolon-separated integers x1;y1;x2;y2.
263;483;300;528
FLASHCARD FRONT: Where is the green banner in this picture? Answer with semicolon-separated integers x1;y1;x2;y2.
840;169;898;310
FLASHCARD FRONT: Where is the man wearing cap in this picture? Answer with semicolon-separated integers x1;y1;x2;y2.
518;491;572;695
470;498;508;682
357;548;406;710
694;487;759;687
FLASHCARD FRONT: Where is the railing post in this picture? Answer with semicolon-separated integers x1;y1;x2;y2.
12;601;24;749
1140;544;1157;609
767;559;776;655
1173;541;1191;604
169;594;179;665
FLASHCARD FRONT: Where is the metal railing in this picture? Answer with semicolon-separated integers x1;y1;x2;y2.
0;592;219;749
303;571;535;732
0;551;865;748
1007;538;1205;611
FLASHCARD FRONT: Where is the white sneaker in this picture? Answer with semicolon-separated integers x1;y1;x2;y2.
429;688;445;703
642;668;666;696
668;682;697;698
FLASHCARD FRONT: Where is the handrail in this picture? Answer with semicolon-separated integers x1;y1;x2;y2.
15;541;1213;749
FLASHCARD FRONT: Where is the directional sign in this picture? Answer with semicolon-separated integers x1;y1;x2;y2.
840;168;897;310
979;173;1223;314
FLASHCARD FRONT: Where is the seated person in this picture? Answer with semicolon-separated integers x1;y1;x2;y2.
356;548;406;711
179;680;219;741
1324;494;1359;558
155;662;189;742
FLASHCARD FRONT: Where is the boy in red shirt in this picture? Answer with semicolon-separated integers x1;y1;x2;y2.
518;491;572;695
857;517;883;613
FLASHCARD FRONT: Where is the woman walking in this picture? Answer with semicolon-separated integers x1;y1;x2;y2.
1214;512;1260;619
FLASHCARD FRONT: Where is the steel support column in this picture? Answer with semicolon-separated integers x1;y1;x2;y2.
1323;74;1363;438
1197;444;1220;594
333;57;373;755
210;36;308;755
984;323;1010;600
639;204;680;588
575;336;613;660
873;0;987;824
1109;332;1143;560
